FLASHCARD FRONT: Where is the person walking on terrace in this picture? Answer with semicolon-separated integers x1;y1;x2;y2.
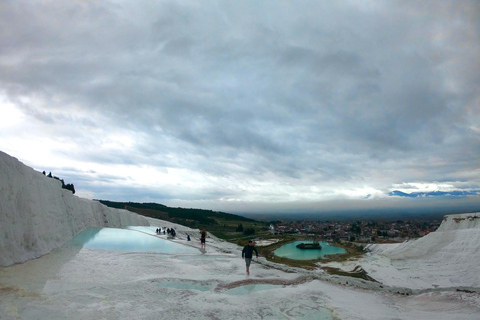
242;240;259;275
200;230;207;249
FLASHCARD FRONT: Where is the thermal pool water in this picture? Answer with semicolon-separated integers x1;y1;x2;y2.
274;241;346;260
68;227;199;254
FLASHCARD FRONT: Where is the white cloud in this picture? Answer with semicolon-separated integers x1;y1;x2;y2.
0;98;24;127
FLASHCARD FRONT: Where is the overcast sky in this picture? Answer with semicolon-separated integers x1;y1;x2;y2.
1;0;479;216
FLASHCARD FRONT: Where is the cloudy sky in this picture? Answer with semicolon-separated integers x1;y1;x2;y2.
1;0;479;217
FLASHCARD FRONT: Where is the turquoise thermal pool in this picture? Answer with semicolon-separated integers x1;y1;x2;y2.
68;227;199;254
273;241;346;260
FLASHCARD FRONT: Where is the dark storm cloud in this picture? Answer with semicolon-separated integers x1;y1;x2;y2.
0;0;479;213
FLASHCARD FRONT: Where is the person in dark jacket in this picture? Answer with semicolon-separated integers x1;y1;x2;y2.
200;230;207;249
241;240;259;275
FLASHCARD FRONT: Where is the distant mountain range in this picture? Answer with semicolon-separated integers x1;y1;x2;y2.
389;190;480;198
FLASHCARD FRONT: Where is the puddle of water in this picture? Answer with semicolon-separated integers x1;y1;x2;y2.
277;305;334;320
68;227;199;254
155;280;216;292
225;284;281;295
222;284;334;319
176;255;233;261
125;226;159;234
273;241;346;260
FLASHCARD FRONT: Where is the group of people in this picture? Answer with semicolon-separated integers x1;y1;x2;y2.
155;227;176;237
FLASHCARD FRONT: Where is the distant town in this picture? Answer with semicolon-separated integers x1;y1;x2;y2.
271;219;442;243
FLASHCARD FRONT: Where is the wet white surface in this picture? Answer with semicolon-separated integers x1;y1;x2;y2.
1;217;478;320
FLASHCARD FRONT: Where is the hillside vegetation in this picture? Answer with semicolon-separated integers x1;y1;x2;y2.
98;200;266;241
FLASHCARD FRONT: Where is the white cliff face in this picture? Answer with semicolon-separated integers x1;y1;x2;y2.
436;213;480;231
0;151;148;267
367;212;480;259
363;212;480;289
